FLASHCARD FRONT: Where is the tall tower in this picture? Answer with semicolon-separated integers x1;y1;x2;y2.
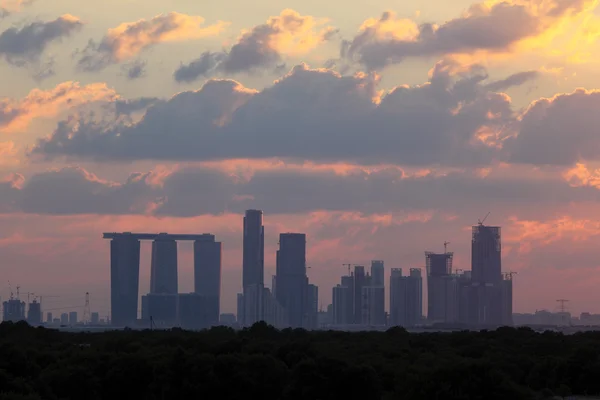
150;234;178;294
471;223;503;325
110;233;141;326
275;233;307;328
194;234;222;327
242;209;265;326
425;251;455;324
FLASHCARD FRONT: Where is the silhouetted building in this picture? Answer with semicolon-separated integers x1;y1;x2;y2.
353;266;367;324
141;293;177;326
242;210;265;326
91;312;99;324
369;260;385;325
3;299;25;322
236;293;245;326
27;300;41;325
426;251;454;323
109;233;141;326
275;233;308;328
501;275;513;326
150;234;178;294
46;312;53;324
69;311;78;325
390;268;423;327
362;286;385;325
194;234;222;327
332;284;352;324
471;224;503;325
220;313;236;325
60;313;68;325
306;284;319;329
178;293;210;329
262;288;288;328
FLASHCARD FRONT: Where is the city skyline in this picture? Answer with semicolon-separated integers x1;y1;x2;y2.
3;0;600;318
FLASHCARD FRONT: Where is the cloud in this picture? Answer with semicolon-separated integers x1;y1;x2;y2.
484;70;539;92
77;12;227;72
32;61;521;166
0;0;34;17
122;60;146;80
0;81;117;133
344;0;595;70
0;15;83;66
506;88;600;165
1;162;598;217
174;9;336;82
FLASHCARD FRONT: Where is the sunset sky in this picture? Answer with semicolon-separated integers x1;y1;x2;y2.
1;0;600;317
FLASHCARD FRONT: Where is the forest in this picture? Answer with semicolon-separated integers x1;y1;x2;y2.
0;321;598;399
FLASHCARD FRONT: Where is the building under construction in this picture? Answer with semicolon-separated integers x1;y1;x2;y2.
27;299;42;325
426;251;455;324
3;298;25;322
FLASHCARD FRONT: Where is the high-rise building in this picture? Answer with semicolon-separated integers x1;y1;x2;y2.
353;266;367;324
501;274;513;326
371;260;384;287
109;233;141;326
91;312;99;324
262;288;288;329
332;284;352;325
306;284;319;329
46;312;53;324
60;313;68;325
27;300;41;325
236;293;245;326
242;210;265;326
150;234;178;294
275;233;308;328
194;234;222;327
69;311;78;325
389;268;423;327
3;299;25;322
471;224;503;325
369;260;385;324
362;286;385;325
426;251;455;323
178;293;209;329
141;293;178;326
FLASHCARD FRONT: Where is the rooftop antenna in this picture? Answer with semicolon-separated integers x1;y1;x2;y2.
478;212;491;226
342;263;352;275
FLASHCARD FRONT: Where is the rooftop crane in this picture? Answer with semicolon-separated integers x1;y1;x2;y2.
478;212;491;226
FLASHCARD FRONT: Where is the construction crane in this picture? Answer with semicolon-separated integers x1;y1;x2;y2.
503;271;518;280
342;263;352;275
444;241;450;253
478;212;491;225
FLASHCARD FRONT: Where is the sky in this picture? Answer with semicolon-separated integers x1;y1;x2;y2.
2;0;600;318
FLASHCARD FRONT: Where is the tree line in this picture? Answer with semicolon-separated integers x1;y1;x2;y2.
0;321;598;399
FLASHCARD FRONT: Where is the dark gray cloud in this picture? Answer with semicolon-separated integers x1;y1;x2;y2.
0;15;83;65
506;88;600;165
114;97;163;116
32;62;518;166
344;0;589;70
123;60;146;80
174;9;336;83
485;70;539;92
1;164;598;217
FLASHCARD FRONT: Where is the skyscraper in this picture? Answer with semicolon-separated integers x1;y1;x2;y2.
390;268;423;327
194;234;222;327
353;265;367;324
471;224;503;325
332;284;352;325
242;209;264;326
367;260;385;325
275;233;308;328
362;286;385;325
426;251;455;324
110;233;141;326
150;234;178;294
371;260;384;286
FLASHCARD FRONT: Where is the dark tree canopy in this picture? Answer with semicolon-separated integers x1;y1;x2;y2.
0;321;598;399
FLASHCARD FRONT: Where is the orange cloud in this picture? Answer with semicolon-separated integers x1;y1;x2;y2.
77;12;228;71
346;0;598;69
563;163;600;188
0;81;117;133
